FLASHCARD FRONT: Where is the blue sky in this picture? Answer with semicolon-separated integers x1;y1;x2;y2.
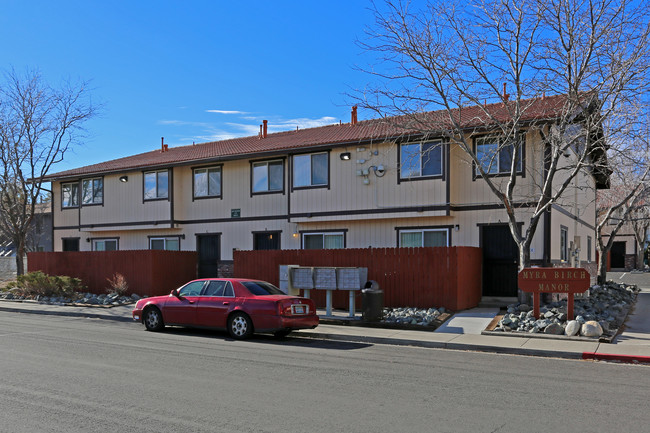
1;1;380;172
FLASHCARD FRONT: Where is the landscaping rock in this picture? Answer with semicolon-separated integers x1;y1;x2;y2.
545;323;564;335
581;321;603;338
565;320;580;336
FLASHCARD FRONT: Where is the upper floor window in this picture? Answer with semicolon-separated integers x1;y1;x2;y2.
293;152;328;188
82;178;103;205
93;238;117;251
400;141;443;180
587;236;592;263
252;160;283;193
399;228;449;247
302;231;344;249
193;166;221;198
150;236;180;251
475;136;522;175
144;170;169;200
62;182;79;208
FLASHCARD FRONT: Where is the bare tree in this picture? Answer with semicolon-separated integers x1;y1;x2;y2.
0;69;96;274
356;0;650;299
596;149;650;283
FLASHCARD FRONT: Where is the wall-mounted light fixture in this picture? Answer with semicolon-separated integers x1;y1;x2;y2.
340;152;351;161
119;176;129;183
454;224;460;232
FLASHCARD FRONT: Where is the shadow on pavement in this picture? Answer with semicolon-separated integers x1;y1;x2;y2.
160;326;374;350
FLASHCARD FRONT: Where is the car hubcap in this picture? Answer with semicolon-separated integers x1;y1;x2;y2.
146;311;159;328
232;316;247;336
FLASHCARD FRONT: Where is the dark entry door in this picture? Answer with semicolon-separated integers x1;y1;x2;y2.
481;225;519;297
197;234;220;278
253;231;280;250
610;241;626;269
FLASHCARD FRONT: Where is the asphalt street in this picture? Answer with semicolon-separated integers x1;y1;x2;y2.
2;311;649;433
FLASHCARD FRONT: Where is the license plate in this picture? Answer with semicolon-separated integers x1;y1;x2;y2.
292;305;306;315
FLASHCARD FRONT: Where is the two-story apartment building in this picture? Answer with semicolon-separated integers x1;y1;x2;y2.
44;95;607;299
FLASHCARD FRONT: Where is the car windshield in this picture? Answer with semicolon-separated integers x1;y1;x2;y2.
241;281;285;296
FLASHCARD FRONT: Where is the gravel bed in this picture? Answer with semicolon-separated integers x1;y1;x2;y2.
0;291;143;306
381;306;448;326
493;281;639;338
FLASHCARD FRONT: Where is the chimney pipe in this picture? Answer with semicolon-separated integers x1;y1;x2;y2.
503;83;509;101
259;125;263;138
263;120;268;138
351;105;358;125
161;137;165;152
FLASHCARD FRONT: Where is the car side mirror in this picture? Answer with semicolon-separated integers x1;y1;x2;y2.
171;289;181;298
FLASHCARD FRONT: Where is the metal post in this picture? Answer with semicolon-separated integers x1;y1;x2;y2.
348;290;355;317
326;290;333;316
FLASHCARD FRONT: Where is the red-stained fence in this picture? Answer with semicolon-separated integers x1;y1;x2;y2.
234;247;482;311
27;250;197;297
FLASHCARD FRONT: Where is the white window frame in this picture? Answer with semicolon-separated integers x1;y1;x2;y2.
398;228;449;247
252;160;284;193
149;236;180;251
560;226;569;262
193;166;222;198
82;177;103;205
144;170;169;200
399;140;443;179
302;232;344;250
61;182;79;208
292;152;328;188
92;238;118;251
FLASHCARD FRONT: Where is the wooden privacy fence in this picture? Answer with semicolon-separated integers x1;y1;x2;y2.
27;250;197;297
234;247;482;311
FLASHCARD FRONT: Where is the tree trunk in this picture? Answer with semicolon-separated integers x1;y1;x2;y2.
517;243;532;304
15;242;25;276
596;247;608;285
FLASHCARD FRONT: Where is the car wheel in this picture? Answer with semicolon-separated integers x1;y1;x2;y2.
274;329;291;338
228;312;253;339
143;307;164;332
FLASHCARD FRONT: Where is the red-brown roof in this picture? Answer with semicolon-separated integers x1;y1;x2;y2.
45;94;571;180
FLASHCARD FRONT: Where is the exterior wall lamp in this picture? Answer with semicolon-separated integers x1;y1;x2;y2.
340;152;351;161
119;176;128;183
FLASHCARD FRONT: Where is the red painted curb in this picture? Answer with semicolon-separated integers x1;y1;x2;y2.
582;352;650;363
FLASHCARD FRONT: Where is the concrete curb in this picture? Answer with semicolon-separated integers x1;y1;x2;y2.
291;331;585;360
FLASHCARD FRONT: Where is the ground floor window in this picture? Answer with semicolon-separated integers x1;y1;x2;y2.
560;226;568;262
92;238;118;251
302;232;344;249
150;236;180;251
587;236;592;263
399;228;449;247
62;238;79;251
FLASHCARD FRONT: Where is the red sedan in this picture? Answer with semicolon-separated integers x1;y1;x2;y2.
132;278;318;339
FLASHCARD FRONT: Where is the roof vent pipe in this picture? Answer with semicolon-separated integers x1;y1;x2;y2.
351;105;358;125
503;83;510;101
263;120;268;138
259;125;263;138
161;137;165;152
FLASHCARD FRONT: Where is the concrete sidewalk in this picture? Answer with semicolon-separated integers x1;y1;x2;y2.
1;291;649;363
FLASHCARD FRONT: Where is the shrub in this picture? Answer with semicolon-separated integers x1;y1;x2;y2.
9;271;85;298
106;273;129;296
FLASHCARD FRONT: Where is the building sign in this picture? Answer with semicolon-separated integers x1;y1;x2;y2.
231;209;241;218
518;267;590;320
518;268;590;293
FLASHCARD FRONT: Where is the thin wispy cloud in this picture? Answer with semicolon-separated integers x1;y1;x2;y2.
205;109;248;114
160;113;338;146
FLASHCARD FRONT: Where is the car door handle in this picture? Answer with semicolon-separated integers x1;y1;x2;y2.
188;301;195;304
223;302;230;306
